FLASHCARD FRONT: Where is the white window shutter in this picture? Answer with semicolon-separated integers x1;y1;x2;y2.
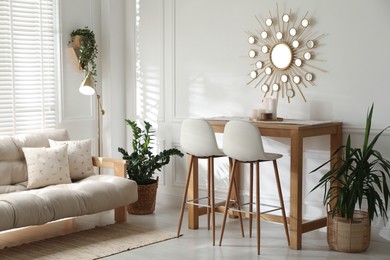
0;0;58;135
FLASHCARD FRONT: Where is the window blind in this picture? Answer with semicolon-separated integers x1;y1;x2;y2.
0;0;58;135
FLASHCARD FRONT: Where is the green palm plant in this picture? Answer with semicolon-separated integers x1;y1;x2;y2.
311;104;390;221
118;119;184;185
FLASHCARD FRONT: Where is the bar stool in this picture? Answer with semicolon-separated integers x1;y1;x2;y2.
177;118;230;245
219;120;290;255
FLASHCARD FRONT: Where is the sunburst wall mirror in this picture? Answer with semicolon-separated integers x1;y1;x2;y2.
247;3;325;104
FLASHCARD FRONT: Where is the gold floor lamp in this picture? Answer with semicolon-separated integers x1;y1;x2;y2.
79;71;105;157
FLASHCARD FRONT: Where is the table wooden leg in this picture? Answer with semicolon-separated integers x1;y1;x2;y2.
330;125;343;158
289;130;303;249
188;156;199;229
329;125;343;210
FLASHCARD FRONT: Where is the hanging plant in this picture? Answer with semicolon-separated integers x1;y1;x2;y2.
70;27;98;76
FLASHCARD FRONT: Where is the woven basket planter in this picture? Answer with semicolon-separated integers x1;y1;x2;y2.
127;179;158;215
327;210;371;253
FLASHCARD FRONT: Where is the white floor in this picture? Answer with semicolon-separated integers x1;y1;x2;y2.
103;195;390;260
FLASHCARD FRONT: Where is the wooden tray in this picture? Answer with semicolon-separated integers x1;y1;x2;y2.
251;117;284;122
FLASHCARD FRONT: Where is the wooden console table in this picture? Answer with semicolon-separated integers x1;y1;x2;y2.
186;118;342;250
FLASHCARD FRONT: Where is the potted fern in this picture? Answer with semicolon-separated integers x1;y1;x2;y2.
118;119;183;214
311;104;390;252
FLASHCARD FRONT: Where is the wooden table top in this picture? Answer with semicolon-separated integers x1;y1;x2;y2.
206;117;342;138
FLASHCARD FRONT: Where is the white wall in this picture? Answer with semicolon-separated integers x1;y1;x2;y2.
58;0;129;158
58;0;390;242
131;0;390;242
58;0;102;150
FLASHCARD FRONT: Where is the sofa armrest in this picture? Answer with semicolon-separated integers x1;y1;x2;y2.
91;157;129;223
92;156;127;178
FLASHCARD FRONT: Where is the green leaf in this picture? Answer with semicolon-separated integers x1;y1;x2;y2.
118;119;184;185
363;104;373;153
309;103;390;223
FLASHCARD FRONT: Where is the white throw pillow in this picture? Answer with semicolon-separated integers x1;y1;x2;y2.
23;145;71;189
49;139;94;180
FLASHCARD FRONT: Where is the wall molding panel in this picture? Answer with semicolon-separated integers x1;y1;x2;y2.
130;0;390;241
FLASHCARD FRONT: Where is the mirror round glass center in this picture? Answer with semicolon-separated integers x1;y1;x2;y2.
270;43;293;70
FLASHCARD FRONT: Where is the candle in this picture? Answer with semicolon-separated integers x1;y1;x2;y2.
262;97;278;119
270;97;278;119
264;97;271;113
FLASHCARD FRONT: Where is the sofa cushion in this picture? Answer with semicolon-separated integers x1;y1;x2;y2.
74;175;138;214
0;129;70;186
0;192;54;228
0;201;17;231
0;175;138;231
0;183;27;194
0;161;26;186
0;137;27;185
12;129;70;158
49;139;94;180
23;145;72;189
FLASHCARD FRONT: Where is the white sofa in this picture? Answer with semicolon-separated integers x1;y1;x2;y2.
0;129;138;231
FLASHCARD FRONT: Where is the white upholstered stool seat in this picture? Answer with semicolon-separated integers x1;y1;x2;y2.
219;120;290;255
177;118;228;245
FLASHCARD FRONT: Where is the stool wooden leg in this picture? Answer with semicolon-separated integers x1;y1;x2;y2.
256;161;261;255
210;157;216;245
273;160;290;245
232;161;244;238
207;158;211;231
249;162;253;238
177;155;194;238
219;159;238;246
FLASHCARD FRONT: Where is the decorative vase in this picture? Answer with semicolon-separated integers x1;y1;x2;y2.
127;179;158;215
327;210;371;252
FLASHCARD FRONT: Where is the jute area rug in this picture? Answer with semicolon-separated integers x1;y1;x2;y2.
0;223;177;259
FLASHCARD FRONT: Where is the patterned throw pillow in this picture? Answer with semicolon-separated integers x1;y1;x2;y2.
49;139;94;180
23;145;71;189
